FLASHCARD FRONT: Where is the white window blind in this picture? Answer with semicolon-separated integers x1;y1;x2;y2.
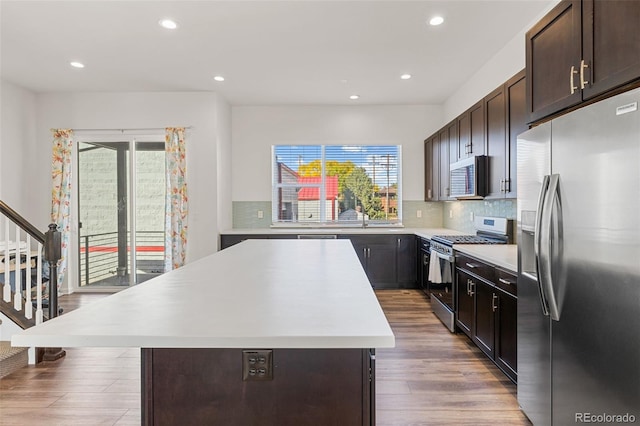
272;145;401;225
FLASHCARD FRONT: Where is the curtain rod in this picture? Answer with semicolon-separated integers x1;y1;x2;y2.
68;126;193;132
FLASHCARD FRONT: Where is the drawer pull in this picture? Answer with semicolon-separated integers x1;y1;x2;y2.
465;263;477;269
498;278;515;286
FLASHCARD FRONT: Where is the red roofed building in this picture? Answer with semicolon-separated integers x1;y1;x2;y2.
297;175;339;221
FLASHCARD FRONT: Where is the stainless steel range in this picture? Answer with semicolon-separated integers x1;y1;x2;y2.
428;216;512;332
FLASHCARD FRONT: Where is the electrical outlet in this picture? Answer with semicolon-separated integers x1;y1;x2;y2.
242;350;273;381
257;210;264;219
416;210;422;218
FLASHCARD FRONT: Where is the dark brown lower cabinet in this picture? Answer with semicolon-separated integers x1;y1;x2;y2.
455;254;517;383
495;288;517;382
142;348;374;426
473;279;496;359
455;269;474;337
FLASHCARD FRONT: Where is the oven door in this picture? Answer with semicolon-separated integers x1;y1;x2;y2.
428;249;455;311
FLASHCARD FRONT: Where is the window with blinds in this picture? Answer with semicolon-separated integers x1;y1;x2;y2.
272;145;401;225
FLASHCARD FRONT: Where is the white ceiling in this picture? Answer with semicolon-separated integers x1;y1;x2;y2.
0;0;554;106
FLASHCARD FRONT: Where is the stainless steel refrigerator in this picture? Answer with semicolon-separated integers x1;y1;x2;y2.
517;87;640;426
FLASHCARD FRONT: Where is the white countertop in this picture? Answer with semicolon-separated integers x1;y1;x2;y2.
12;240;395;349
453;244;518;272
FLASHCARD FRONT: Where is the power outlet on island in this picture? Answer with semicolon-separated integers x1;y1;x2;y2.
242;349;273;381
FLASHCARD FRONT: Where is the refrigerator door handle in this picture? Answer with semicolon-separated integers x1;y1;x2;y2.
539;173;561;321
534;175;551;317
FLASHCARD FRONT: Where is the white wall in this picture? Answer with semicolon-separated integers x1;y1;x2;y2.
231;105;442;202
442;1;559;125
0;80;37;216
34;92;226;271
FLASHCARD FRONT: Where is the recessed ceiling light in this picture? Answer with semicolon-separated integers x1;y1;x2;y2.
429;16;444;26
214;76;225;82
70;61;85;69
159;19;178;30
400;74;412;80
350;95;360;100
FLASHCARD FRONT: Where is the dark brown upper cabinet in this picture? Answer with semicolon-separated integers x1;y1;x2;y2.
526;0;640;124
441;121;457;200
424;136;438;201
484;85;507;199
485;70;527;199
505;70;527;199
457;101;485;161
581;0;640;100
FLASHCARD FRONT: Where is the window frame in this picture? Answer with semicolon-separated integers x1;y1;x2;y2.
271;144;402;227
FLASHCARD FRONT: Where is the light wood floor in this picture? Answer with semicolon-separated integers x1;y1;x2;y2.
0;290;531;425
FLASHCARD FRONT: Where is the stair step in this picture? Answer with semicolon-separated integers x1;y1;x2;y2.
0;340;28;379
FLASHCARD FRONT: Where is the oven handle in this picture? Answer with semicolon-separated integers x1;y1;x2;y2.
430;248;454;264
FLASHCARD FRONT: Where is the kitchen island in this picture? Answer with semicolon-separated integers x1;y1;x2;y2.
12;239;394;425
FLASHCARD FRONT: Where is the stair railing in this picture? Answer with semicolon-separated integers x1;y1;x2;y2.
0;200;60;329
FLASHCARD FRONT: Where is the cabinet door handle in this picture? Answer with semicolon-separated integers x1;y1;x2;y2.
580;59;589;89
505;179;510;193
500;179;504;192
397;238;401;248
423;254;429;266
570;65;578;94
427;188;432;199
492;293;498;312
469;280;475;296
467;279;471;295
498;278;514;286
465;263;477;269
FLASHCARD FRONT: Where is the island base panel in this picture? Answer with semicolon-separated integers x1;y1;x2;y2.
142;348;374;426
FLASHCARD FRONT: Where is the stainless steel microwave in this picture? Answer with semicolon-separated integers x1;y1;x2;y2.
449;155;488;199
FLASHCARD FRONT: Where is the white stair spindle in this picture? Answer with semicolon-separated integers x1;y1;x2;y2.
14;225;22;311
24;234;33;319
36;242;43;325
3;218;10;302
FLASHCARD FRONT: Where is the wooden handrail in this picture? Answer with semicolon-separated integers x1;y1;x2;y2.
0;200;45;244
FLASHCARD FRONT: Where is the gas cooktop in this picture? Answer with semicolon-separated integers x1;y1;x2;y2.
431;234;506;245
430;216;513;247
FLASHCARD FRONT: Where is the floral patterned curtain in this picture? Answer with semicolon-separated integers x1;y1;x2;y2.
164;127;188;270
50;129;73;289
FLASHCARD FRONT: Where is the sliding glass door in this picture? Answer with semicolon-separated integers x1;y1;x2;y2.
77;138;165;288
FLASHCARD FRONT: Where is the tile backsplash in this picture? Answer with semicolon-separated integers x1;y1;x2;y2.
443;199;516;234
232;201;272;228
232;200;443;229
231;199;515;233
402;201;443;228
